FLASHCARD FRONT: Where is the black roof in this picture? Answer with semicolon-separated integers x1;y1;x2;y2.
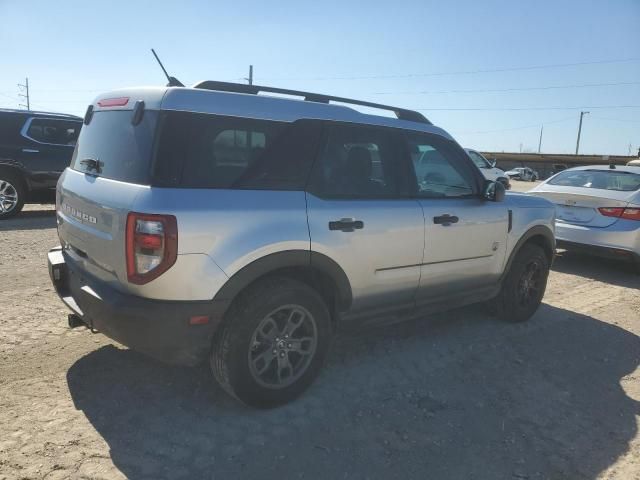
192;81;431;125
0;108;82;121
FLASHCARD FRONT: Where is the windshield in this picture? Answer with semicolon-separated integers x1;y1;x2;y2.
71;110;158;184
467;150;491;169
548;169;640;191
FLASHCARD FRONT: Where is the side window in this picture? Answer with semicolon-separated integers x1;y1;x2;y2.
308;124;406;198
25;119;82;146
154;112;321;190
406;133;477;198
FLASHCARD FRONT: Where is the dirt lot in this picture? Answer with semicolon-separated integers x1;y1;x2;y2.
1;202;639;480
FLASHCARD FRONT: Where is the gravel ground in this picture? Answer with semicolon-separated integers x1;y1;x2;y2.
1;203;639;480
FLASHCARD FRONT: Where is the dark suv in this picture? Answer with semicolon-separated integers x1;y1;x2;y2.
0;109;83;219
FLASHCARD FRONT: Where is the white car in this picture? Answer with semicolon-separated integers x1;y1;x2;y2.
465;149;510;190
529;165;640;270
506;167;539;182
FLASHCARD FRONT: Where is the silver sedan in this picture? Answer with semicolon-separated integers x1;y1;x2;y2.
528;165;640;270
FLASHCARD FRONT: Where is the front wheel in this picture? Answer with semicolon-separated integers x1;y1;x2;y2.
493;243;550;322
210;277;332;408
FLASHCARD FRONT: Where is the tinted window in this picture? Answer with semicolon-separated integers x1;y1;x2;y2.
71;110;158;184
548;170;640;191
407;133;477;198
26;118;82;146
308;123;406;198
154;112;320;190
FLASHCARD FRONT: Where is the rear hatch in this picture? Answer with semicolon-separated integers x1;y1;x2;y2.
57;92;162;289
530;169;640;228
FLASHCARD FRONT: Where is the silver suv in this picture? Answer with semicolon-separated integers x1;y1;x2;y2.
48;82;555;407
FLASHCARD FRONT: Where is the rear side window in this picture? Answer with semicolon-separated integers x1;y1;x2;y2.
153;112;321;190
24;118;82;146
307;123;407;198
548;170;640;191
71;110;158;184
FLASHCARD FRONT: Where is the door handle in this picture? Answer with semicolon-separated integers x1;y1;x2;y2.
328;218;364;232
22;148;39;153
433;214;459;226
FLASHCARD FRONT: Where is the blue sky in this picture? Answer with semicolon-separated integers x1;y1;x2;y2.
1;0;639;155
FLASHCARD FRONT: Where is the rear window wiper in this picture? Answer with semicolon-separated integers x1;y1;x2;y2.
79;158;104;176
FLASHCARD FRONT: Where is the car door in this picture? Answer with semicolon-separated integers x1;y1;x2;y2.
306;123;424;315
406;131;509;302
20;117;82;188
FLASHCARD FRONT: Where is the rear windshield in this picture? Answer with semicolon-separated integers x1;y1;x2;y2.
153;111;320;190
71;110;158;184
548;169;640;192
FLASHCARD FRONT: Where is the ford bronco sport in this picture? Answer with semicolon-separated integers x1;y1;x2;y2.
48;82;555;407
0;109;82;218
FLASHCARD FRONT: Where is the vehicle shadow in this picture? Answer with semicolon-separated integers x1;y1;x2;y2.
553;250;640;288
67;304;640;479
0;208;56;231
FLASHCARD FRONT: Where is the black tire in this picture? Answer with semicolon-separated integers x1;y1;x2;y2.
0;170;26;220
494;243;549;323
211;276;332;408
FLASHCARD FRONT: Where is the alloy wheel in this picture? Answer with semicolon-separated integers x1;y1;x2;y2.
517;259;543;307
248;304;318;389
0;180;19;214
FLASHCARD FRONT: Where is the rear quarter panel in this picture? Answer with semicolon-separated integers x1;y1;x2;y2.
131;189;310;299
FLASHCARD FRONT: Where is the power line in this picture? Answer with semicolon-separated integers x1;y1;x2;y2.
590;115;640;124
454;116;575;135
416;105;640;112
372;81;640;95
262;57;640;81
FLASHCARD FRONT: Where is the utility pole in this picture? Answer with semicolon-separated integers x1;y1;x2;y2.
538;125;544;153
575;111;589;155
18;77;30;110
245;65;254;85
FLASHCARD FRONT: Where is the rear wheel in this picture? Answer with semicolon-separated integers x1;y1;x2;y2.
211;277;332;408
0;172;26;220
494;243;549;322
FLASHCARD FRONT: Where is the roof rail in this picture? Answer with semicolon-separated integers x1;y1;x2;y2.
192;81;431;125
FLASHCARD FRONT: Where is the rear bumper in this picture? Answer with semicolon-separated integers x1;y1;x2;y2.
555;220;640;260
556;239;640;264
47;247;225;366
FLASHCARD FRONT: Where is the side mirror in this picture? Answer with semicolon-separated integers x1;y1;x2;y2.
489;159;497;168
483;180;506;202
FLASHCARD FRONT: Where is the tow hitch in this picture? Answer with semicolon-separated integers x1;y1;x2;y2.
68;314;97;333
68;314;85;329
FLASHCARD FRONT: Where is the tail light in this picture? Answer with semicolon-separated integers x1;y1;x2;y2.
126;212;178;284
598;207;640;221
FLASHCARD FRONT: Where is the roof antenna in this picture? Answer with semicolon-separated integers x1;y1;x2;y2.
151;48;184;87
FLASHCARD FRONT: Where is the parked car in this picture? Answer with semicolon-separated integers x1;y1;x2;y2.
506;167;539;182
627;159;640;167
0;109;83;219
529;165;640;270
465;148;510;190
48;82;555;407
553;164;568;174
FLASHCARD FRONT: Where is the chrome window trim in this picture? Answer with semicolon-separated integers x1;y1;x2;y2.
20;116;82;147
